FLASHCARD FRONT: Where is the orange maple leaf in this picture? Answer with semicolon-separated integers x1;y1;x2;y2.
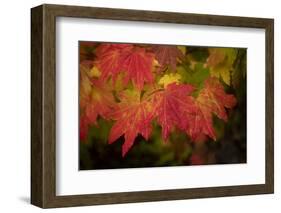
188;77;237;141
79;64;115;140
108;90;155;157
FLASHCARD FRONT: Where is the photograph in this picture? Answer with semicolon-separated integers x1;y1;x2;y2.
29;3;274;208
79;41;247;170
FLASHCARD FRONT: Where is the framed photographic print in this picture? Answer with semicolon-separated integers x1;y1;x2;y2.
31;4;274;208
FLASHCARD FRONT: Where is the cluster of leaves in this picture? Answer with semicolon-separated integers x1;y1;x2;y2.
80;42;240;157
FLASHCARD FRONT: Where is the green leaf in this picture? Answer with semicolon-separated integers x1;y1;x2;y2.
177;63;210;88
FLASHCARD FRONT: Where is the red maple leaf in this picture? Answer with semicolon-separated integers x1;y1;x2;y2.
79;65;115;140
152;83;197;141
108;90;155;157
94;44;133;82
152;45;184;72
95;44;155;90
187;77;237;140
121;46;155;90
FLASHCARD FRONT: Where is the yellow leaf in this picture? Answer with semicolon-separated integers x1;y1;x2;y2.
80;65;92;97
89;66;101;78
158;73;181;88
206;48;237;85
211;65;230;85
177;46;186;55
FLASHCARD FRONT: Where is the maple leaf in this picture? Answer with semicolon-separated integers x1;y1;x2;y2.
188;77;237;140
79;65;115;140
152;45;184;72
94;44;133;82
187;103;216;141
152;83;197;141
108;90;155;157
95;44;155;90
121;46;155;90
83;79;115;123
206;48;237;85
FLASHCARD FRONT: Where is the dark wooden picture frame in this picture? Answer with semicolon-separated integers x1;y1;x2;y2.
31;4;274;208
